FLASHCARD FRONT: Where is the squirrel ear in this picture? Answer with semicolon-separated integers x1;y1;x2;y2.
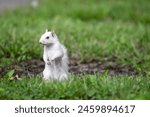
51;30;55;37
45;28;48;32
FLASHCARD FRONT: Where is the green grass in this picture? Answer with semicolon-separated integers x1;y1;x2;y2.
0;0;150;99
0;75;150;100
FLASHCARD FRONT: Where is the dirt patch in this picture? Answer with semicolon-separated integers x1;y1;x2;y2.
69;57;137;76
0;57;138;78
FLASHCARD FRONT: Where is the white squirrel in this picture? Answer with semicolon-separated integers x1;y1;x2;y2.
39;29;69;80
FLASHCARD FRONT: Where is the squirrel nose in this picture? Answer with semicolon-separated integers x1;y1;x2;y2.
39;41;42;44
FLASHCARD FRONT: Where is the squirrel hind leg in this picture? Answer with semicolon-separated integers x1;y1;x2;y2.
59;74;68;80
43;69;53;80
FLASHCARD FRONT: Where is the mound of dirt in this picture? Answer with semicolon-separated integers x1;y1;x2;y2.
0;57;138;78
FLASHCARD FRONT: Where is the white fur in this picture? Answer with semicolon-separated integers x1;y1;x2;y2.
39;30;68;80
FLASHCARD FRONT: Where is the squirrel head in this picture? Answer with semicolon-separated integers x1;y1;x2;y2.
39;29;58;46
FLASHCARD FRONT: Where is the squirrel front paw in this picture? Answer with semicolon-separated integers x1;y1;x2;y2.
47;58;55;65
47;62;51;65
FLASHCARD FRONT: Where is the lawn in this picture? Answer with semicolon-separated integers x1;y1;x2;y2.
0;0;150;99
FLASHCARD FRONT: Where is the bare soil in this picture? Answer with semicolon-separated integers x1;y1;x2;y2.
0;57;138;78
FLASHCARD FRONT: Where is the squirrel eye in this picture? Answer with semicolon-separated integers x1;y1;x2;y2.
46;36;49;39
